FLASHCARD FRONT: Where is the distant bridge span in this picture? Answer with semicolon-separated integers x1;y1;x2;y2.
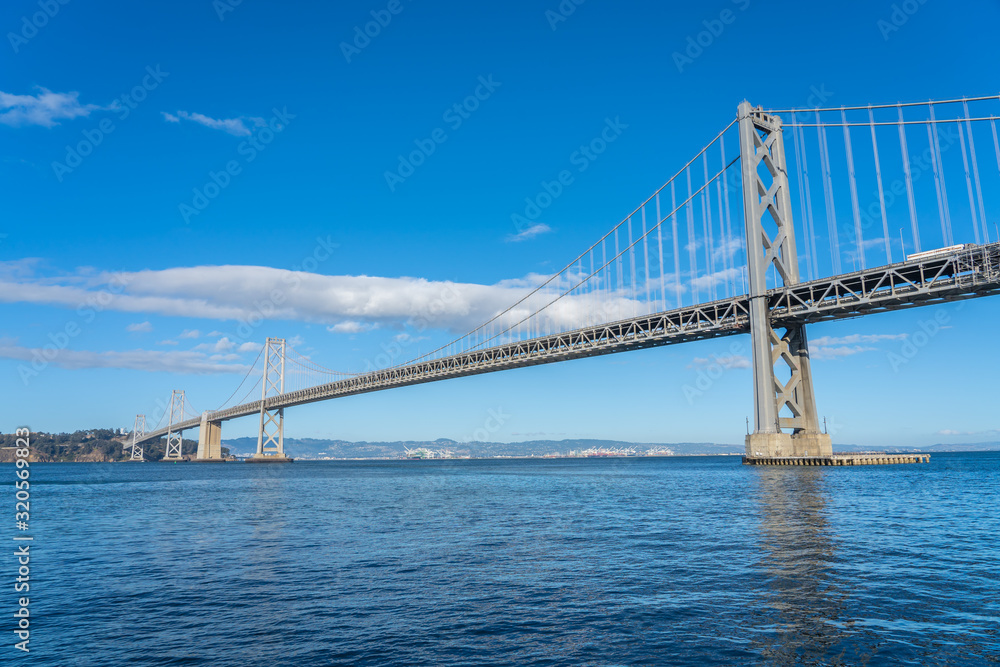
133;242;1000;447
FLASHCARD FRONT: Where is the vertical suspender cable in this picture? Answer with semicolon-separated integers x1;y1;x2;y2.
797;122;820;278
656;194;666;311
868;107;893;263
671;181;682;307
601;238;608;320
958;123;982;244
792;112;815;279
686;167;698;302
898;106;921;253
720;135;737;291
926;122;949;246
588;248;595;325
928;104;954;245
963;100;989;243
641;206;651;312
992;118;1000;177
715;145;730;296
701;153;716;301
614;228;622;320
817;111;842;274
842;108;866;270
628;215;637;316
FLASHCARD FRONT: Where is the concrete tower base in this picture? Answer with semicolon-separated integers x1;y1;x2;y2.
745;432;832;459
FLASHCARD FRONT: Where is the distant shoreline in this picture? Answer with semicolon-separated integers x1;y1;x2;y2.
7;449;998;463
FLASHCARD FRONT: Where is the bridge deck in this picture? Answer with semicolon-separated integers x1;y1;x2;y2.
135;242;1000;444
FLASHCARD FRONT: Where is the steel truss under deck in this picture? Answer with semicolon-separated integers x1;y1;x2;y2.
134;242;1000;445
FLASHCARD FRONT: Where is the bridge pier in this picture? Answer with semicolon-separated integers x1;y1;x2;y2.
738;101;831;462
196;413;225;461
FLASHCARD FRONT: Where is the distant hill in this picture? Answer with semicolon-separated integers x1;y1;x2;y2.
222;437;746;459
830;442;1000;453
0;429;211;462
923;441;1000;452
222;437;1000;459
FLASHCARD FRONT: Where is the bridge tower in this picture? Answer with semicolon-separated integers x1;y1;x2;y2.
250;337;292;462
163;390;186;461
738;101;832;459
129;414;146;461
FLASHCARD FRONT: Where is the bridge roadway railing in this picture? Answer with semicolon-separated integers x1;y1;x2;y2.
134;242;1000;445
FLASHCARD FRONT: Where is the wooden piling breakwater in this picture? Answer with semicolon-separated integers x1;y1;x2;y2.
743;453;930;466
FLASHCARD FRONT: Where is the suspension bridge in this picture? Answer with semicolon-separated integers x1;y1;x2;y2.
126;97;1000;463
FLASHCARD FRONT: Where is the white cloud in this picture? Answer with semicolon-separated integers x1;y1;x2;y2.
711;237;743;263
238;342;261;353
811;334;908;346
690;267;741;291
811;345;876;360
157;340;179;346
506;223;552;243
810;334;909;361
0;264;660;338
690;354;750;370
126;321;153;333
0;340;248;375
0;88;104;127
394;333;428;343
328;321;377;334
179;329;201;339
163;110;266;136
194;337;236;353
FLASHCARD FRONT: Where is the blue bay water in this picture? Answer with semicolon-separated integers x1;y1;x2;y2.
14;453;1000;666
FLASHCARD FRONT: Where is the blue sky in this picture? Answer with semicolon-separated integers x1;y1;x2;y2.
1;0;998;447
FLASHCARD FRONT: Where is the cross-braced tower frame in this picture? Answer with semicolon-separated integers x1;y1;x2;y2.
130;414;146;461
254;337;288;460
163;390;186;460
738;101;831;458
